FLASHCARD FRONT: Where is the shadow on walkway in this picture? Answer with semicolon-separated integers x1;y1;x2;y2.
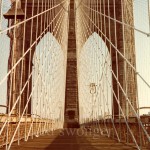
45;128;98;150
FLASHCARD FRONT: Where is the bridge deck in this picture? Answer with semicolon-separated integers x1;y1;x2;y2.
4;129;139;150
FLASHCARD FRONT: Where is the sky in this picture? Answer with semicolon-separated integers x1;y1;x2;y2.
32;32;66;119
0;0;150;116
78;32;112;121
0;0;11;113
134;0;150;114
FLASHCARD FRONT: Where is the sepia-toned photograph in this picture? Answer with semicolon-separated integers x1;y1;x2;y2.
0;0;150;149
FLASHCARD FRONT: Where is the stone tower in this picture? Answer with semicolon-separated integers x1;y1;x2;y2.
64;0;79;128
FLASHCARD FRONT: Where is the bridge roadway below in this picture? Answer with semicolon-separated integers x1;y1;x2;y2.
3;129;139;150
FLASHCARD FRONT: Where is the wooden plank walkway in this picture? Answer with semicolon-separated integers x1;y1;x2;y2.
0;129;140;150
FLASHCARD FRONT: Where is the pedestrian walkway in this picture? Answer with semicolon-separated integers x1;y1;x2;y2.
8;129;138;150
